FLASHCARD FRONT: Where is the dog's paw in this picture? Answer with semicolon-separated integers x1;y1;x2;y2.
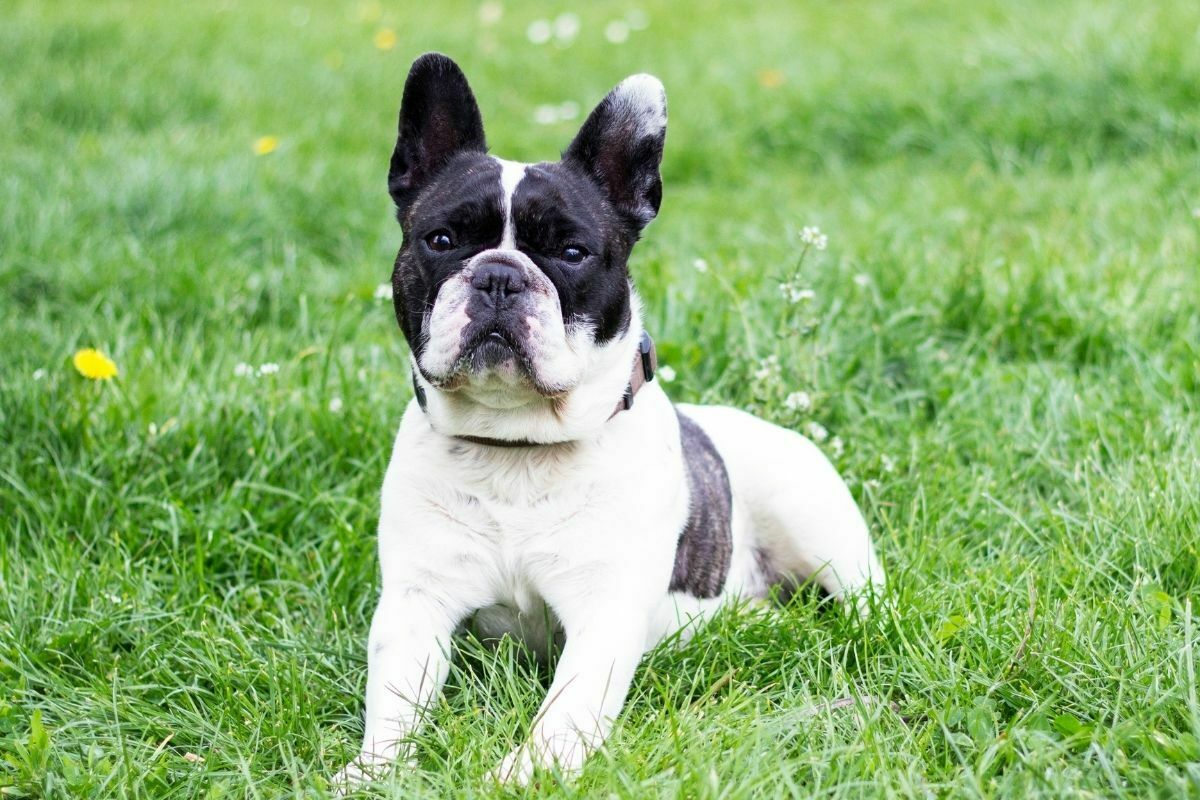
331;754;416;794
490;746;537;786
331;760;372;796
490;736;587;786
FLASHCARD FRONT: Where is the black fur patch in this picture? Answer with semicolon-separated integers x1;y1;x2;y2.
563;78;666;229
669;410;733;598
388;53;487;214
510;162;633;343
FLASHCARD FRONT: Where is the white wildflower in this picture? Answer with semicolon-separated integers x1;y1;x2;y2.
784;391;811;412
374;283;392;300
234;362;255;378
33;368;47;381
692;258;709;273
658;364;676;383
329;396;344;413
881;454;897;473
864;478;882;491
753;355;780;382
478;1;502;25
604;20;630;43
533;104;559;125
853;273;870;287
779;282;815;304
148;422;158;436
800;225;828;250
829;436;844;457
626;8;649;29
257;363;280;376
553;12;580;44
804;421;828;442
557;100;579;121
526;19;552;44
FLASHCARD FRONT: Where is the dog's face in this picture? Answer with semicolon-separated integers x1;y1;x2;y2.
388;54;666;414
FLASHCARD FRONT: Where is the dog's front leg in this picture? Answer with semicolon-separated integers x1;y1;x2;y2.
494;601;649;785
336;590;463;786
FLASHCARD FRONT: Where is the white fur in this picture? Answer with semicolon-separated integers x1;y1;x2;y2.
611;73;666;138
495;157;527;249
341;377;882;786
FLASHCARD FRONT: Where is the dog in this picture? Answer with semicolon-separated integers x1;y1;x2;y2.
338;52;883;787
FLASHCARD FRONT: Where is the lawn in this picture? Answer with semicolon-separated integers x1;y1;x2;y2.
2;0;1199;796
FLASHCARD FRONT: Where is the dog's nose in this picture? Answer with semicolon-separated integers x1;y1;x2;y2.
471;262;525;307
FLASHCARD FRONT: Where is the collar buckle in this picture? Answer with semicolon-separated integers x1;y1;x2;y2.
638;330;656;382
412;372;427;410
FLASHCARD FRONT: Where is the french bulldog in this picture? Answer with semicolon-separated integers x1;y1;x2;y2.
339;52;883;787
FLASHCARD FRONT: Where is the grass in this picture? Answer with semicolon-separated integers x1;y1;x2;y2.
2;0;1199;796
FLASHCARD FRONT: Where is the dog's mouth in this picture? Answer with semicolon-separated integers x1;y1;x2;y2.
420;293;576;399
433;321;535;384
429;323;570;399
471;330;520;369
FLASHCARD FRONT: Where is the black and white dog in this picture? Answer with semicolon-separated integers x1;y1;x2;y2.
340;53;883;786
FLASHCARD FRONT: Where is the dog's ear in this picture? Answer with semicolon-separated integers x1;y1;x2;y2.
564;74;667;232
389;53;487;212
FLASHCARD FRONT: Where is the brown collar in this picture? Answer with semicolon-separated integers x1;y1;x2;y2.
415;332;657;448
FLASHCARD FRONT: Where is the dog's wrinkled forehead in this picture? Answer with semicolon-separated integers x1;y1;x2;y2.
510;163;616;251
405;154;502;243
404;155;612;258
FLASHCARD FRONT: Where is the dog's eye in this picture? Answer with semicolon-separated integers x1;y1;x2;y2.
561;245;589;264
425;230;455;252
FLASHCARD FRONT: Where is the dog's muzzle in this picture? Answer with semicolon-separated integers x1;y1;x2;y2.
417;248;562;390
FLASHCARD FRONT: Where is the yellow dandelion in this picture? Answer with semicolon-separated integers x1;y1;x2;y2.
757;68;785;89
73;348;118;380
253;136;279;156
373;28;397;50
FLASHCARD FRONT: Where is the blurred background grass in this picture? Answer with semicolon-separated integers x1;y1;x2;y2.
1;0;1199;797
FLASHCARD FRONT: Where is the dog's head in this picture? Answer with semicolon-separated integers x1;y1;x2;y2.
388;53;666;441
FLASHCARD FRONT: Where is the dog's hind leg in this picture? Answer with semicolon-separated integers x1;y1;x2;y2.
677;404;884;604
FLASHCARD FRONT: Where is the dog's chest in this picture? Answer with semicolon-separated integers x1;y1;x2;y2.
429;453;599;654
390;407;687;631
449;446;599;532
425;444;614;588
